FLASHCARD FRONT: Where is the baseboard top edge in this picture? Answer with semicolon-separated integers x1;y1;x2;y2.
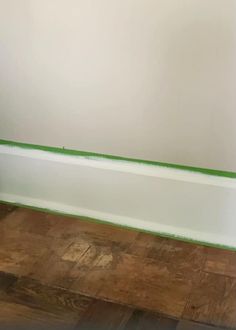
0;138;236;179
1;198;236;252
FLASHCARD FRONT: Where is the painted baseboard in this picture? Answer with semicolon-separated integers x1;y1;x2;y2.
1;142;236;249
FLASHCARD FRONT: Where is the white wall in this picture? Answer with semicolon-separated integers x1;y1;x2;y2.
1;0;236;171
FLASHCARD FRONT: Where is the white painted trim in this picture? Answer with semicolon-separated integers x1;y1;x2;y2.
1;145;236;248
1;145;236;188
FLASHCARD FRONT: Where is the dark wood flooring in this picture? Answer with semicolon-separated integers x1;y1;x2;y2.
0;203;235;329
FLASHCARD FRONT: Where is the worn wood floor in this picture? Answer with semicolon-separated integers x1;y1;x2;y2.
0;203;235;329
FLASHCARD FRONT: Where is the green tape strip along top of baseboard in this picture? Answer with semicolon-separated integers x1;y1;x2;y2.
0;138;236;179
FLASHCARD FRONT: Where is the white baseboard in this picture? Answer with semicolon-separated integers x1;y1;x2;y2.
1;144;236;249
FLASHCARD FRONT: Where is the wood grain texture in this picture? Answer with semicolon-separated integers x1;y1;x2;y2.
204;248;236;278
0;204;16;220
0;204;235;329
97;253;193;317
177;320;221;329
183;272;236;328
0;272;181;330
5;276;93;315
0;300;77;329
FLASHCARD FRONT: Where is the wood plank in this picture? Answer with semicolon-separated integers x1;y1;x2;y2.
29;252;77;288
30;237;115;289
127;232;165;258
0;204;16;220
97;253;194;318
0;230;53;276
69;244;117;296
19;209;61;236
0;300;77;329
0;208;50;234
76;300;133;330
128;233;206;274
62;240;91;262
0;270;227;330
183;272;236;328
1;204;236;329
0;273;95;329
150;238;206;273
177;320;224;329
0;212;75;279
3;276;93;315
204;247;236;278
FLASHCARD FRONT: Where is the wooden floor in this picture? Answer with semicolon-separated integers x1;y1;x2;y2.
0;204;235;329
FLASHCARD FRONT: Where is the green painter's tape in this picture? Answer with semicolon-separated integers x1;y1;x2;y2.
1;199;236;251
0;139;236;178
